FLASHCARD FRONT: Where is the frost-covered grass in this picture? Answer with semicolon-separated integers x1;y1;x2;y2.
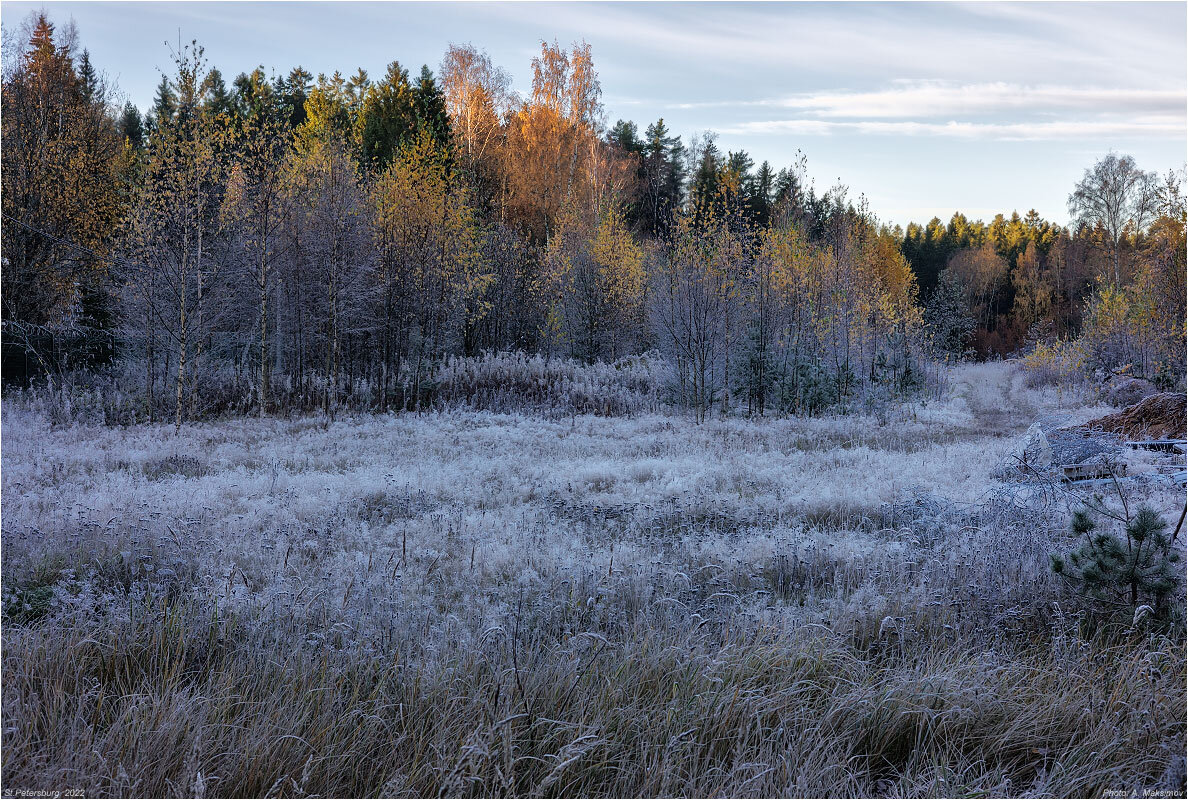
2;362;1184;798
434;350;667;416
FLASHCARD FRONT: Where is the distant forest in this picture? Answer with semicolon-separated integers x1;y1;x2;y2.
3;13;1184;423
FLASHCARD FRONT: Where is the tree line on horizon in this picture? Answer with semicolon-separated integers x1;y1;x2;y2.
2;13;1184;424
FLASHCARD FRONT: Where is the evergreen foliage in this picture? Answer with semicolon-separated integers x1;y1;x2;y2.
1052;505;1182;624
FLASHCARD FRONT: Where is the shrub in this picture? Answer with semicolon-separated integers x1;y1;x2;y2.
1020;339;1088;392
773;361;849;416
432;350;666;416
2;558;66;625
143;454;206;480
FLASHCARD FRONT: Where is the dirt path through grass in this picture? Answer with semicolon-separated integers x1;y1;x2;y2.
953;360;1039;437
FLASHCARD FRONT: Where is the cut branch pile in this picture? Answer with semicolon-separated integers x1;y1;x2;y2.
1078;392;1187;441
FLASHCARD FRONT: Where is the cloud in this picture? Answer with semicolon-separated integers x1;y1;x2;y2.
771;82;1187;119
699;80;1186;142
475;2;1185;89
719;118;1186;141
667;81;1184;117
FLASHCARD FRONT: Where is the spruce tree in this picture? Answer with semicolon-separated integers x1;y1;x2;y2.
202;68;235;120
77;48;98;104
1;13;124;374
412;65;450;154
925;269;975;357
689;139;720;224
149;74;176;131
357;61;416;173
233;67;274;122
641;118;684;235
750;161;774;227
118;102;144;149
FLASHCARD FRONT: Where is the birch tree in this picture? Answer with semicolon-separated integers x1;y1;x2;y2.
122;42;228;428
222;80;289;414
1068;152;1159;286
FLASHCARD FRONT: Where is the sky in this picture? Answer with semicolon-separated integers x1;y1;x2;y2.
2;1;1185;229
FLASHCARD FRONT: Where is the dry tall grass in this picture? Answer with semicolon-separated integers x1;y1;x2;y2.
2;362;1183;797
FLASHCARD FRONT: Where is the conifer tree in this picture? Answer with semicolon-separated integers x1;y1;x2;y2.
345;67;371;112
118;102;145;150
1053;506;1182;623
149;74;176;132
203;68;235;119
76;48;98;103
1;14;125;378
357;62;416;173
233;67;274;123
750;161;774;227
640;118;686;235
279;66;313;129
689;138;720;225
412;65;450;153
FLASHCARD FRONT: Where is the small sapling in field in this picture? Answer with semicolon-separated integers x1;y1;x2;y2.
1052;504;1182;625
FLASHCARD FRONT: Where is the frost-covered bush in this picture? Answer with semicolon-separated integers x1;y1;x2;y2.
143;453;206;480
6;351;672;424
7;364;259;427
7;368;142;427
1020;339;1089;391
433;350;667;416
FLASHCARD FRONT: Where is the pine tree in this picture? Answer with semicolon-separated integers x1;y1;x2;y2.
724;150;754;194
279;66;313;129
346;67;371;113
1052;506;1182;623
608;119;641;153
606;120;645;230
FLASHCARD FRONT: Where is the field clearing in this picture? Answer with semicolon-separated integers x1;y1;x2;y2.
2;361;1184;797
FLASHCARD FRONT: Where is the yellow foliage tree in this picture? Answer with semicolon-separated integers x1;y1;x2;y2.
370;132;489;406
542;201;645;361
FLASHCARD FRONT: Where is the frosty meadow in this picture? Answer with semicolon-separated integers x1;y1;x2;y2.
2;360;1185;796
